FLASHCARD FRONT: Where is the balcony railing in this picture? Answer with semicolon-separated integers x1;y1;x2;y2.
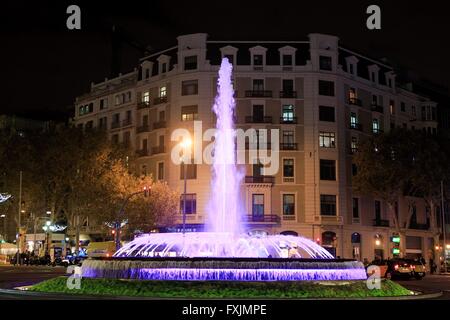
279;91;297;99
245;142;271;150
349;123;363;131
371;104;384;113
245;116;272;124
111;121;120;129
151;145;166;155
245;90;272;98
153;96;168;105
137;125;150;133
137;101;150;109
122;118;132;127
243;214;281;224
280;117;298;124
153;120;167;130
373;219;390;227
372;128;384;135
136;149;149;157
280;143;298;150
348;97;362;106
409;222;429;230
245;176;275;184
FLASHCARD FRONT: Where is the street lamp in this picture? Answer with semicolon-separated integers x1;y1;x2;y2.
180;137;192;234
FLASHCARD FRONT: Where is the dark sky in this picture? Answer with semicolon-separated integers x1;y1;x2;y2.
1;1;449;120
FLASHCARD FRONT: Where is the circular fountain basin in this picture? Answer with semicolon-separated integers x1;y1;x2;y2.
81;257;367;281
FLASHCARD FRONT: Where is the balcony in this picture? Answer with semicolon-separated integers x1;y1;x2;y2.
409;222;429;230
349;123;363;131
371;104;384;113
348;97;362;106
122;118;132;127
136;149;149;157
280;143;298;150
243;214;281;224
137;101;150;109
153;96;168;105
245;176;274;184
151;145;166;155
153;120;167;130
111;121;120;129
245;142;271;150
245;116;272;124
372;128;384;135
279;91;297;99
245;90;272;98
137;125;150;133
373;219;390;227
280;117;298;124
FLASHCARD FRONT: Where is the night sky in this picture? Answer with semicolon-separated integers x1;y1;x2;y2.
1;1;449;120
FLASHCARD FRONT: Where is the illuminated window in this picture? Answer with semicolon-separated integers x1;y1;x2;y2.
319;132;335;148
181;105;198;121
159;86;167;97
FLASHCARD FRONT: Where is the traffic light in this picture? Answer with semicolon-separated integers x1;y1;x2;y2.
391;235;401;256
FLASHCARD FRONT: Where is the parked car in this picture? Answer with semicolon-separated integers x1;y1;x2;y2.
405;259;426;279
368;258;415;279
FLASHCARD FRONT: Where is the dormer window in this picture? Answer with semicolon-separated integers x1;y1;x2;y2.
220;45;238;66
368;65;380;84
156;55;170;75
282;54;293;66
319;56;332;71
253;55;263;66
345;56;358;76
224;54;234;65
141;60;154;80
385;71;396;89
161;63;167;73
184;55;197;70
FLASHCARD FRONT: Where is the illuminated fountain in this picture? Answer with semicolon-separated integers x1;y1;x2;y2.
81;58;367;281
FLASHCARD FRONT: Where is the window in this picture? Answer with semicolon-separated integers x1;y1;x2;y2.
184;55;197;70
349;88;357;100
112;113;120;125
352;163;358;176
318;80;334;96
350;112;358;128
411;105;416;117
282;105;295;122
372;95;378;105
351;137;358;153
422;105;437;121
253;163;263;176
253;54;263;66
181;105;198;121
100;98;108;110
401;102;406;112
252;79;264;91
98;117;107;129
372;119;380;133
145;68;150;79
159;86;167;97
142;91;150;104
319;56;332;71
282;54;293;66
320;159;336;180
180;163;197;179
282;131;294;144
159;110;166;121
389;100;395;115
161;63;167;73
349;64;354;75
282;79;294;93
181;194;196;214
320;195;336;216
182;80;198;95
352;198;359;219
319;106;335;122
374;200;381;220
252;194;264;217
115;94;122;105
123;131;130;147
283;194;295;216
283;159;294;178
78;103;94;116
158;162;164;180
319;132;335;148
111;134;119;144
85;120;93;129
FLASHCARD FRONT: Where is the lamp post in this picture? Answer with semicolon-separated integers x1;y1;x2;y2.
441;180;447;273
180;138;192;235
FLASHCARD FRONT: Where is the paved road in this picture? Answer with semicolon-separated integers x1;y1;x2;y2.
395;274;450;299
0;265;66;290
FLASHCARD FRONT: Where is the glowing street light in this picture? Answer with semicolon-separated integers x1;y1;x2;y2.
375;239;381;246
46;210;52;215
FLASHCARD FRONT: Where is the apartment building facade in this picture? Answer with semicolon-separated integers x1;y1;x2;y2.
74;33;440;262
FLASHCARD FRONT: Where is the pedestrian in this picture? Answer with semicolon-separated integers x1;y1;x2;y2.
429;258;435;274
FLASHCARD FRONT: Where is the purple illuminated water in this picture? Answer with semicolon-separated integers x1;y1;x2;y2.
207;58;244;235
